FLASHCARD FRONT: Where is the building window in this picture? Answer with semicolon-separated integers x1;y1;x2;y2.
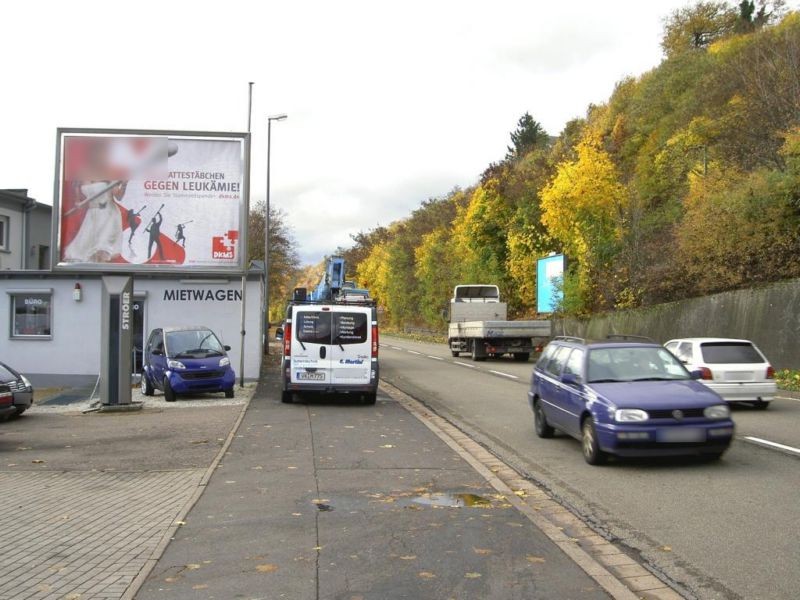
9;291;52;338
0;215;9;251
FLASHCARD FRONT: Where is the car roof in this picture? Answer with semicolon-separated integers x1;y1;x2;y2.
550;338;661;350
160;326;214;333
666;337;754;344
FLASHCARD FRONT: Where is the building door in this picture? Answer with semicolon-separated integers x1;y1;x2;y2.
132;298;146;373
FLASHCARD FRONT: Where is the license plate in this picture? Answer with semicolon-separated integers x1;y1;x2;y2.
657;427;705;443
296;372;325;381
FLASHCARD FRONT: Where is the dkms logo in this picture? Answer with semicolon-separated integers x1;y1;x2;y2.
212;230;239;259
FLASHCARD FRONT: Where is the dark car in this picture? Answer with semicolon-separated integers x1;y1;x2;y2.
0;361;34;417
141;326;235;402
529;336;735;465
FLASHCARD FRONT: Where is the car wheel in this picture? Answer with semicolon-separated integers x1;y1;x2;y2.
281;390;293;404
363;392;377;405
141;371;154;396
753;400;770;410
534;400;554;438
164;378;176;402
581;418;607;465
224;388;234;399
12;406;27;418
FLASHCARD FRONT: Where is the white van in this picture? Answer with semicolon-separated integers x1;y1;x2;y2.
277;301;379;404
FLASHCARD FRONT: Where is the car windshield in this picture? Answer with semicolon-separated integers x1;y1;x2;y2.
587;346;690;383
0;364;18;381
166;330;225;358
700;342;763;364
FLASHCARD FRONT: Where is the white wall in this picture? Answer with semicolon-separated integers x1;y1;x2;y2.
0;275;263;382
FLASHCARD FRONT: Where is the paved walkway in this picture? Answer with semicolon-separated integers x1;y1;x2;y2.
0;471;202;600
134;376;618;600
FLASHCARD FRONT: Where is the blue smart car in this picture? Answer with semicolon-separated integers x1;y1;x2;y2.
141;326;235;401
529;336;734;464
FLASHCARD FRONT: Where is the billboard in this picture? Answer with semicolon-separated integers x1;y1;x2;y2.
53;129;250;274
536;254;565;313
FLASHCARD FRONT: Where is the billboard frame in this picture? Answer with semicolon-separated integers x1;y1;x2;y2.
51;127;251;276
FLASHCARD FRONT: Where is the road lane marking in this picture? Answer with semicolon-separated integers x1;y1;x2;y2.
427;355;444;361
407;350;422;355
390;346;403;351
489;370;519;380
743;436;800;456
454;361;477;369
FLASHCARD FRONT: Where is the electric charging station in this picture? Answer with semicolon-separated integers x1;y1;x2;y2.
100;275;134;406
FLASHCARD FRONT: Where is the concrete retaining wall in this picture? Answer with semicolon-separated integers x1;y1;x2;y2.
556;279;800;369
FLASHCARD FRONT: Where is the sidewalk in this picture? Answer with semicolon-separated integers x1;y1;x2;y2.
134;371;615;600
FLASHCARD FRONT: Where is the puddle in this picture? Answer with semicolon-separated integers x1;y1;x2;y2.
411;493;493;508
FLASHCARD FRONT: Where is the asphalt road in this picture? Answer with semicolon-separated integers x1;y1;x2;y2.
379;335;800;600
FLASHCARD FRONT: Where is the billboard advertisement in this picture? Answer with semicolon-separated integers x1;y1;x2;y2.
53;129;249;274
536;253;565;313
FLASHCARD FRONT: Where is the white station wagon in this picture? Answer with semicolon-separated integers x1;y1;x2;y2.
664;337;776;410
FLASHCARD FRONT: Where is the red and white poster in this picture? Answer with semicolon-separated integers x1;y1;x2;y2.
54;130;248;273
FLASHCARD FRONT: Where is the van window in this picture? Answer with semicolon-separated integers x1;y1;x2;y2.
333;312;367;345
296;312;332;344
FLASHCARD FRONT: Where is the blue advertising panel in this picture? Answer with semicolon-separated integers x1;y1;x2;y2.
536;254;565;313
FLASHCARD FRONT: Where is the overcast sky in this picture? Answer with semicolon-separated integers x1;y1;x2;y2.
5;0;788;265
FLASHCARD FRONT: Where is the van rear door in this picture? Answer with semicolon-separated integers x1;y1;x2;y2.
290;308;333;386
329;307;372;386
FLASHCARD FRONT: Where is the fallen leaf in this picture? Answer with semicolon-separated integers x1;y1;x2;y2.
17;447;31;451
291;512;303;516
344;425;355;429
379;444;394;448
287;466;298;470
174;520;187;526
37;584;53;592
660;545;672;552
472;548;493;555
186;564;201;570
251;466;263;470
513;490;527;497
312;499;330;504
189;440;208;444
65;594;82;600
465;572;482;579
165;577;179;583
506;522;524;528
313;546;323;550
256;564;278;573
526;555;546;564
418;571;437;579
398;555;417;560
192;584;208;590
32;459;45;464
224;480;236;484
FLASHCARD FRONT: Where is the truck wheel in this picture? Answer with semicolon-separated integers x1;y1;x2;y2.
451;350;459;357
513;353;530;362
281;390;293;404
471;344;486;362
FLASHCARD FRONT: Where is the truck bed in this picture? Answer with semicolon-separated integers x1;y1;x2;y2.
448;320;551;339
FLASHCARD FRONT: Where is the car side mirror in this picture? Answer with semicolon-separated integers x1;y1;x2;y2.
690;369;703;380
561;372;581;385
275;328;284;341
224;345;231;352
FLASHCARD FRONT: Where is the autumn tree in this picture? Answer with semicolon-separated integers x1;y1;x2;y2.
506;112;549;161
661;1;738;56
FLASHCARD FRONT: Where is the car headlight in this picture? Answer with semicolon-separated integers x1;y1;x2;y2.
167;360;186;370
615;408;649;422
219;357;230;367
704;404;730;419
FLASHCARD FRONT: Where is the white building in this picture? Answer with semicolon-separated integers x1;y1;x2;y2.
0;189;266;387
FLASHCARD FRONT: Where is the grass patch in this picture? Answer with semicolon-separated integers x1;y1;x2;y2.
776;369;800;392
382;328;448;345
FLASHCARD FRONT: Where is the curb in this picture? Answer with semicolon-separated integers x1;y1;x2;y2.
120;392;253;600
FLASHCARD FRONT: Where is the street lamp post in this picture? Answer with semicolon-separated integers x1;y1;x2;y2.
265;114;287;355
